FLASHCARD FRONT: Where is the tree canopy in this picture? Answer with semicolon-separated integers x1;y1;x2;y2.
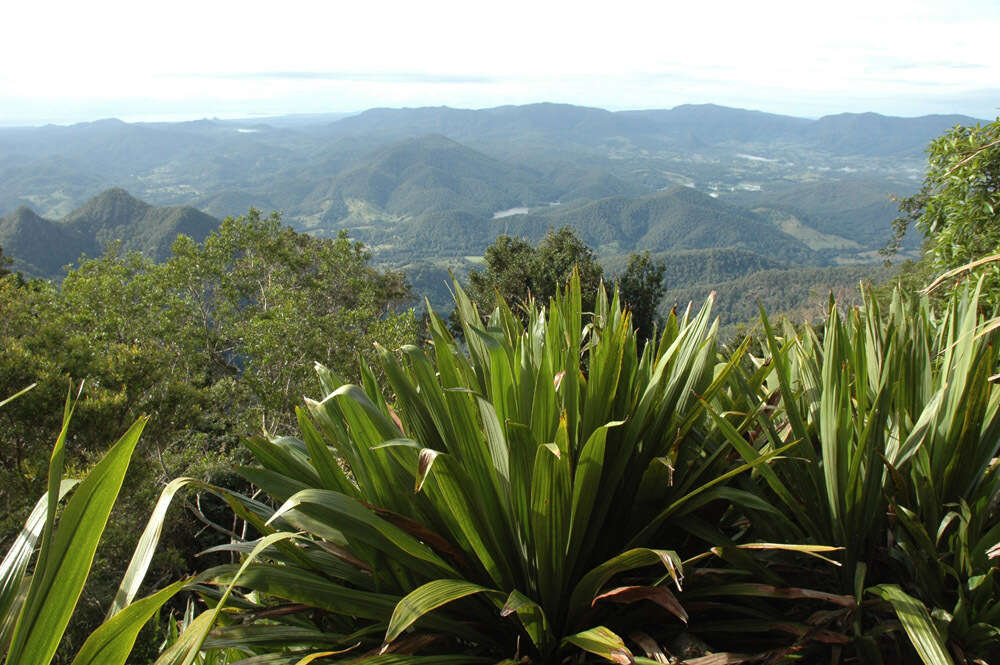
0;210;418;661
616;250;668;341
462;226;667;342
888;117;1000;299
466;227;604;317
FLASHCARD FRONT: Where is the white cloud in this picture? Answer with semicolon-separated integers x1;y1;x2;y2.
2;0;998;123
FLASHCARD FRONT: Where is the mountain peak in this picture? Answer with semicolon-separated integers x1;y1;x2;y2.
0;205;90;277
65;188;151;227
8;205;45;223
1;207;44;240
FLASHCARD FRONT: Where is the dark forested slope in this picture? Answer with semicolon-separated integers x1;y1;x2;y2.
0;189;219;277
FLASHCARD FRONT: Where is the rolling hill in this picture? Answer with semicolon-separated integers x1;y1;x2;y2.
495;186;819;263
307;134;552;218
0;189;219;278
730;176;919;250
0;206;90;277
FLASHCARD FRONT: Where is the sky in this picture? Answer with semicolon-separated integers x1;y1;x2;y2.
1;0;998;126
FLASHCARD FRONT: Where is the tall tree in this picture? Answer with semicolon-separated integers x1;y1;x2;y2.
616;250;667;342
0;210;418;662
0;245;11;277
466;226;604;318
887;117;1000;299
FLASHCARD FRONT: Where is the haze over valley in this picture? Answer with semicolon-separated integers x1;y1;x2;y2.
1;102;975;320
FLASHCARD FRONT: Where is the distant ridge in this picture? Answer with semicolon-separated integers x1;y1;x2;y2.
323;102;983;157
497;186;819;264
307;134;554;218
64;188;219;260
0;189;219;278
0;206;89;277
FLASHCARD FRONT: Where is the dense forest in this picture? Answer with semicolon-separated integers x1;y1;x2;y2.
1;112;999;665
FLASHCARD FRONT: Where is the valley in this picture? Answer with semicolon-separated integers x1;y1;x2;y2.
0;102;973;320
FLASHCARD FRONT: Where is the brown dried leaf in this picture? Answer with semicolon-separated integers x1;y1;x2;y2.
593;585;688;624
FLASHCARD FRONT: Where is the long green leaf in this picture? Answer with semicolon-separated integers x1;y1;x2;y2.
166;532;300;665
0;480;77;652
382;579;502;647
70;578;189;665
0;384;36;409
152;610;215;665
566;548;681;630
562;626;633;664
269;489;457;580
500;590;553;655
106;477;193;619
868;585;954;665
5;416;147;665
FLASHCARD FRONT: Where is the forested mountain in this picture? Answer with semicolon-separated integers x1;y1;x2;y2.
496;186;818;262
602;247;788;287
730;176;916;250
323;103;978;157
664;263;897;331
1;102;977;226
0;206;89;277
799;112;980;156
1;101;981;320
0;189;219;277
303;134;553;218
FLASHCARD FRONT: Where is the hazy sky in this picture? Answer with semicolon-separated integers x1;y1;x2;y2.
2;0;998;125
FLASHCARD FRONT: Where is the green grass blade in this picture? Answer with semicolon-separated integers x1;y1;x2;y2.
566;548;682;630
166;532;300;665
566;422;621;575
868;584;954;665
5;415;147;665
382;579;503;647
106;477;193;620
152;610;214;665
0;480;77;652
199;563;398;620
530;437;572;621
0;383;36;409
70;578;189;665
562;626;633;664
269;489;458;580
501;590;554;655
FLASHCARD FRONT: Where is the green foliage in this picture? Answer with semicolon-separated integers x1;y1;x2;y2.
729;284;1000;662
663;263;895;333
733;176;913;249
0;388;187;665
160;209;415;433
602;247;787;289
0;210;417;662
501;187;819;263
465;227;604;317
888;118;1000;300
615;251;667;342
167;274;845;663
0;245;10;277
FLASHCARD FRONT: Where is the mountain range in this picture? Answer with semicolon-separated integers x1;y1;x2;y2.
0;189;218;277
1;101;983;321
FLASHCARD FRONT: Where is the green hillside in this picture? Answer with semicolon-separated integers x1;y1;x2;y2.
63;188;219;261
498;186;819;263
308;134;552;219
800;112;979;156
193;189;279;219
664;263;897;331
730;176;919;248
0;206;91;276
603;247;788;285
0;189;220;278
